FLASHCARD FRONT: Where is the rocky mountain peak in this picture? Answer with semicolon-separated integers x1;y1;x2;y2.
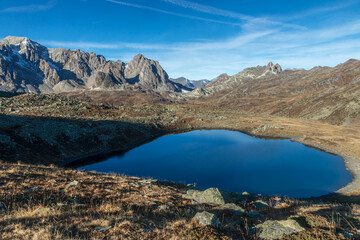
125;54;175;91
0;36;179;93
266;62;282;74
0;36;49;62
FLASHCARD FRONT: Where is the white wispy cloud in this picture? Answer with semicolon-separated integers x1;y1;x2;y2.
161;0;305;30
105;0;242;26
162;0;254;21
0;0;56;13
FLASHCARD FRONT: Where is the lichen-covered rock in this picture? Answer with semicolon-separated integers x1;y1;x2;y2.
221;203;245;215
183;188;225;205
192;211;220;227
256;219;305;239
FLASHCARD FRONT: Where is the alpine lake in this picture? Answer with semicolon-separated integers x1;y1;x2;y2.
77;130;353;198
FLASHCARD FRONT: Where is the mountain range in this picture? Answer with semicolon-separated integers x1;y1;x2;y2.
0;36;181;93
1;36;360;127
190;59;360;126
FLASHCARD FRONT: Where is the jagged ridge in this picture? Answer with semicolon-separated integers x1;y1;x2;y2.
0;36;177;93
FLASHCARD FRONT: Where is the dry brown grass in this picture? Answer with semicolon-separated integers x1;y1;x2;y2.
1;163;360;239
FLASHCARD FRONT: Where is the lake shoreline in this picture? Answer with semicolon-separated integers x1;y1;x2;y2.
63;127;360;197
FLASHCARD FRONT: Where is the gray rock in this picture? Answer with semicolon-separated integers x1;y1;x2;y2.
221;203;245;215
256;219;305;239
183;188;225;205
192;211;220;227
67;180;79;187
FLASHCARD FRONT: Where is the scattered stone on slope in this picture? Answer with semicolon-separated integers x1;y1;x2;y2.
221;203;245;215
67;180;79;187
183;188;225;205
256;219;305;240
192;211;220;227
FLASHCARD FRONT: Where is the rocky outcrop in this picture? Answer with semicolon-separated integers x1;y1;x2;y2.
266;62;282;74
125;54;175;92
183;188;225;205
221;203;245;215
0;36;178;93
192;211;220;227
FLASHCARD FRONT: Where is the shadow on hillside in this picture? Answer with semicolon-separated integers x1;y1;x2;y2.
0;113;164;166
0;91;24;98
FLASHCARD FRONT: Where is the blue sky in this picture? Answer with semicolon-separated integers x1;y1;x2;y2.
1;0;360;79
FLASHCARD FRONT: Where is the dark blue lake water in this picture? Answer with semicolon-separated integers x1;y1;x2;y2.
78;130;353;198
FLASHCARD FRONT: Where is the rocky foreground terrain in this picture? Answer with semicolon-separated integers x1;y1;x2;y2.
2;161;360;239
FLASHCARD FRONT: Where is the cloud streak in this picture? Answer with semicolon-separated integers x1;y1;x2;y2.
105;0;242;26
0;0;56;13
161;0;305;30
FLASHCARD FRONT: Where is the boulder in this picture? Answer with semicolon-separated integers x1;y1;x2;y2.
183;188;225;205
256;219;305;239
221;203;245;215
192;211;220;227
67;180;79;187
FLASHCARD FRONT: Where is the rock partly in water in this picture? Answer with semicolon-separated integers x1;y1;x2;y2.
221;203;245;215
183;188;225;205
192;211;220;227
256;219;305;239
